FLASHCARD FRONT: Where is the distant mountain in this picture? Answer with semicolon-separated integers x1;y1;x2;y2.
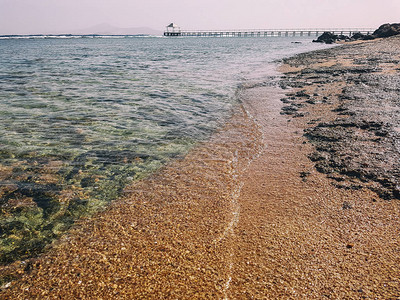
71;23;163;36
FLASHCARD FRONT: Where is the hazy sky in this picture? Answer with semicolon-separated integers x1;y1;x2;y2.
1;0;399;34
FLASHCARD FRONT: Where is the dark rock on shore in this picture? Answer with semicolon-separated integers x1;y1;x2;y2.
313;32;353;44
337;34;350;41
313;32;340;44
351;32;375;41
314;23;400;44
313;31;375;44
372;23;400;38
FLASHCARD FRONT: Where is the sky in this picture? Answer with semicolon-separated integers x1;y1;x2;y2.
0;0;399;34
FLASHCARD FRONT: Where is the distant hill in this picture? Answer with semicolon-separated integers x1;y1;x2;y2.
71;23;163;36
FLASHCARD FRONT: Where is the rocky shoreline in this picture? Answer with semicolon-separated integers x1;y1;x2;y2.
280;36;400;200
313;23;400;44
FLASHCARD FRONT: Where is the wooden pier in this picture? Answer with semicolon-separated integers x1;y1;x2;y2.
164;28;375;37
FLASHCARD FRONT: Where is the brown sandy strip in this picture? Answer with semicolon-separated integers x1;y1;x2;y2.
2;38;400;299
228;86;400;298
226;38;400;298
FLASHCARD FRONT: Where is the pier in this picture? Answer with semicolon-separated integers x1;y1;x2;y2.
164;27;376;37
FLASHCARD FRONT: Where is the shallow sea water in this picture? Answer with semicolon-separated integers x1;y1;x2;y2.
0;36;331;264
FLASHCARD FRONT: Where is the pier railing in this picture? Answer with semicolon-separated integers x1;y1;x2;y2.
164;28;376;37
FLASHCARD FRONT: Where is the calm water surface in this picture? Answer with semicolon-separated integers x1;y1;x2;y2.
0;36;330;264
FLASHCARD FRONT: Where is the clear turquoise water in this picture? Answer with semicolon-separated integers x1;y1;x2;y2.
0;36;330;264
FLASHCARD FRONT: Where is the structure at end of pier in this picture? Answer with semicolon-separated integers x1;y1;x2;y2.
164;23;181;36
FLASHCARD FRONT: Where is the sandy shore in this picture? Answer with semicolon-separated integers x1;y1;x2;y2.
227;36;400;298
1;37;400;299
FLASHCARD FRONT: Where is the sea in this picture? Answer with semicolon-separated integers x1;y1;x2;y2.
0;35;332;264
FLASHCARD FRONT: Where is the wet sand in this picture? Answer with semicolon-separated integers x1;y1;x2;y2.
2;37;400;298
